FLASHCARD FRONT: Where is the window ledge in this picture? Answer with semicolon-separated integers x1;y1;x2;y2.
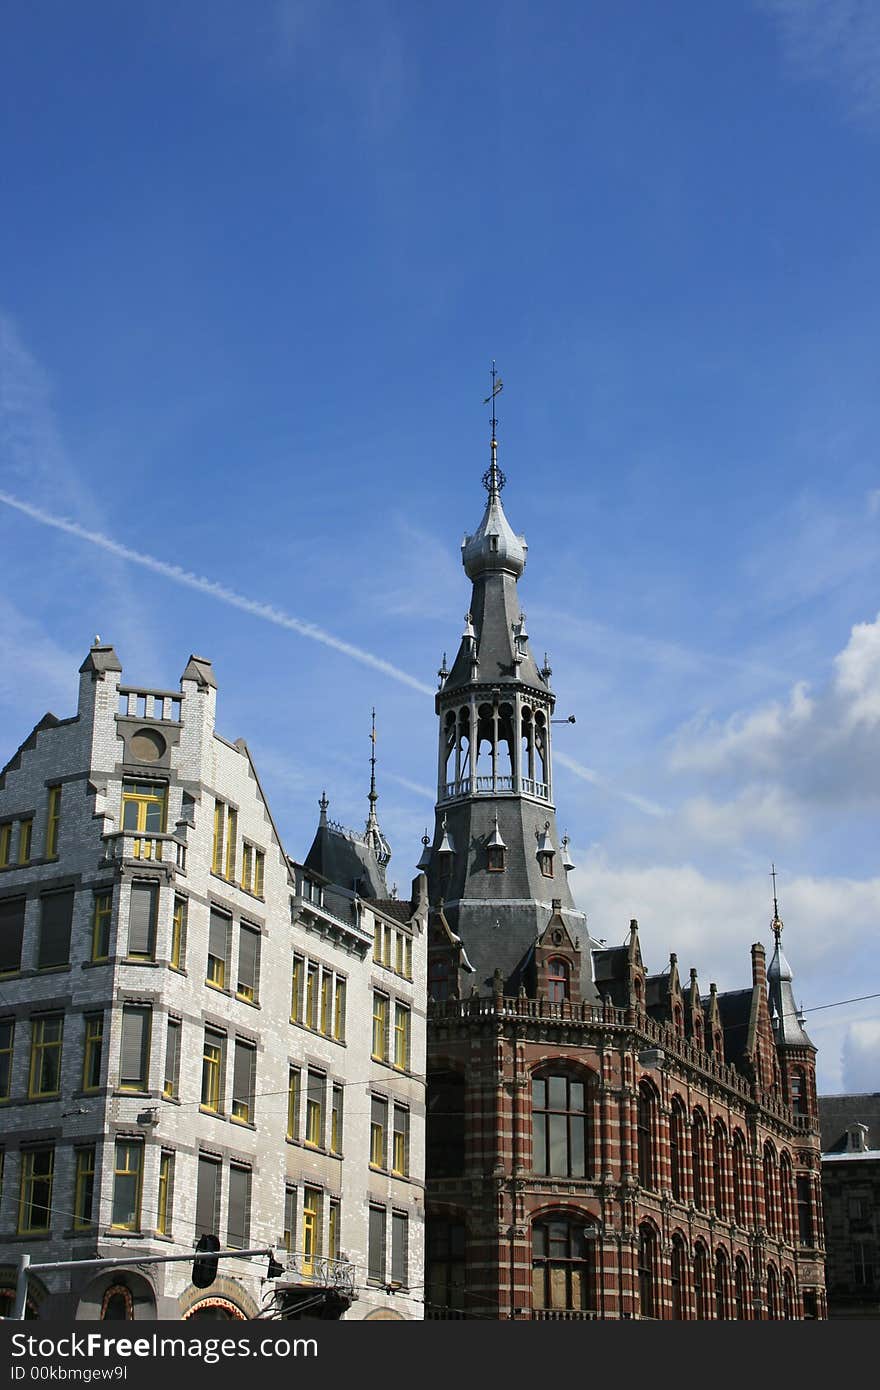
169;965;188;977
198;1106;227;1120
124;958;161;968
235;994;261;1010
161;1094;182;1106
34;964;72;976
231;1117;256;1131
101;1229;146;1240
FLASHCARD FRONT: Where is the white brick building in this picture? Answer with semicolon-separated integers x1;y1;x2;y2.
0;643;426;1320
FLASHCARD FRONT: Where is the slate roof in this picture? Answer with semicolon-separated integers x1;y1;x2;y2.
819;1094;880;1153
714;989;754;1066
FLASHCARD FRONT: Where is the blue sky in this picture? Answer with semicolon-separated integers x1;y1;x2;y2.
2;0;879;1092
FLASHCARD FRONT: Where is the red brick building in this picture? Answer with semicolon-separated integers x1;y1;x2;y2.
422;437;826;1320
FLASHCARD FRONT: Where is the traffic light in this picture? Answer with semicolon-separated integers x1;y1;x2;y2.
192;1234;220;1288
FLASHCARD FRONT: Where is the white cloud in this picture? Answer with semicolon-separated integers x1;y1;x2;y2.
841;1020;880;1092
760;0;880;126
677;784;803;848
569;851;880;1091
667;611;880;813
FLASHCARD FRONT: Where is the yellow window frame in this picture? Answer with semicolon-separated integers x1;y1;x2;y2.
394;1003;410;1071
111;1140;143;1231
18;1148;53;1234
29;1016;63;1097
372;993;388;1061
91;892;113;962
45;786;61;859
82;1014;103;1091
200;1038;223;1113
18;818;33;864
157;1151;173;1235
73;1148;95;1229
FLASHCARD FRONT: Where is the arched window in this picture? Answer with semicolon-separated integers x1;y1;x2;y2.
693;1243;710;1319
782;1270;795;1320
714;1249;729;1320
728;1256;745;1317
673;1005;684;1037
766;1264;780;1320
637;1083;656;1191
426;1219;466;1319
545;958;569;1003
712;1121;727;1219
763;1142;777;1235
427;1071;465;1177
671;1236;687;1320
790;1067;807;1116
780;1153;794;1243
732;1131;747;1226
101;1285;134;1320
531;1216;595;1314
692;1112;707;1211
532;1071;591;1178
670;1099;686;1203
638;1224;657;1319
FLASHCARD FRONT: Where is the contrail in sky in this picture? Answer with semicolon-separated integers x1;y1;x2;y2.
0;490;435;697
0;490;663;815
554;751;667;818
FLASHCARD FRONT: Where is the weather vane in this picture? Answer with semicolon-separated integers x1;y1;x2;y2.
482;361;506;495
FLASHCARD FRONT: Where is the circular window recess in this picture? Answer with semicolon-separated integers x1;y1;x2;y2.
130;728;166;762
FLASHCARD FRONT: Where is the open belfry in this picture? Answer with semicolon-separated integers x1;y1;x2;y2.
422;392;826;1319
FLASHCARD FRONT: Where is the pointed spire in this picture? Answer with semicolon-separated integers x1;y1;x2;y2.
437;653;449;689
561;834;575;871
482;361;506;501
363;710;391;866
770;861;783;948
487;812;506;850
318;791;329;826
437;815;455;856
417;829;432;871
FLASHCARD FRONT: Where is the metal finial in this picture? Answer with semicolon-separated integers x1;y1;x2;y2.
368;708;378;809
770;862;782;942
482;361;506;497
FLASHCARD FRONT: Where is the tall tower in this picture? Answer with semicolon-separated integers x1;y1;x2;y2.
424;424;597;1003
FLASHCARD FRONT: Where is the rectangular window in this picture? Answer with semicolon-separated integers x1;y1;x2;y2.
29;1015;63;1097
157;1151;174;1236
302;1186;322;1274
287;1067;301;1141
241;842;253;893
212;800;225;875
373;928;382;964
253;850;265;898
333;977;346;1042
0;1020;13;1100
170;897;187;970
82;1013;104;1092
368;1205;386;1283
45;785;61;859
305;1070;325;1148
195;1155;221;1240
321;971;332;1035
163;1018;181;1099
18;1147;54;1233
207;908;230;989
392;1211;408;1287
797;1176;814;1246
382;925;392;968
372;992;388;1061
127;881;158;959
201;1029;225;1113
394;1003;411;1071
0;897;25;976
18;817;33;864
38;890;73;969
395;932;404;976
121;781;167;835
371;1096;388;1169
232;1039;256;1123
111;1140;143;1230
291;955;304;1023
227;1164;251;1249
306;963;318;1029
392;1106;409;1176
0;822;11;866
282;1185;297;1252
331;1085;343;1155
405;937;412;980
236;924;260;1003
119;1005;151;1091
224;808;237;882
91;891;113;962
329;1198;341;1261
73;1147;95;1230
